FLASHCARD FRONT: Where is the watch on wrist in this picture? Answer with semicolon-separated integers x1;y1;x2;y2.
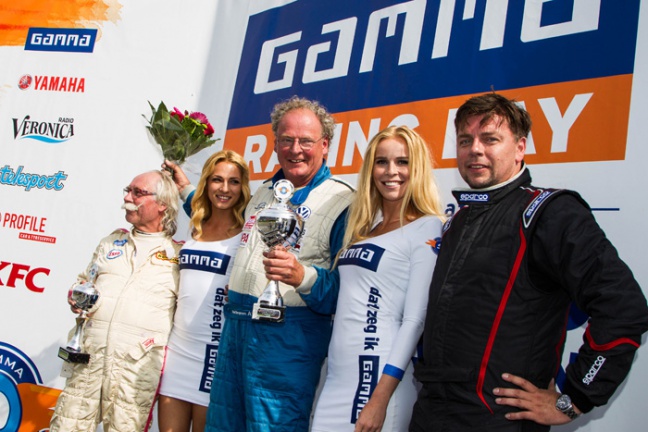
555;394;580;420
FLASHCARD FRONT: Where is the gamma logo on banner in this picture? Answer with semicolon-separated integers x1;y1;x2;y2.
25;27;97;53
224;0;640;180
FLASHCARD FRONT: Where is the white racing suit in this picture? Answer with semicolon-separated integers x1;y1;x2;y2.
50;228;181;432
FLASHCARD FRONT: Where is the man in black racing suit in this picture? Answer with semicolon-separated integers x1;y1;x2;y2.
410;93;648;432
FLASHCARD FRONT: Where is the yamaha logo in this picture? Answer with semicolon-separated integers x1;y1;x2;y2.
18;74;32;90
18;74;86;93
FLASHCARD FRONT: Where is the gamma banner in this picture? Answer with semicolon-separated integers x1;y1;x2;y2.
224;0;638;179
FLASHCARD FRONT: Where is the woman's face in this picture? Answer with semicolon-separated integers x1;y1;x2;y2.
206;161;243;212
372;137;410;206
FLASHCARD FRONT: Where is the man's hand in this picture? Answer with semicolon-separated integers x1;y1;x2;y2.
494;373;578;425
67;286;82;314
162;160;191;192
262;246;305;288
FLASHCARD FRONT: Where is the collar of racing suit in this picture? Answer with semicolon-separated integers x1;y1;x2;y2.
452;164;532;207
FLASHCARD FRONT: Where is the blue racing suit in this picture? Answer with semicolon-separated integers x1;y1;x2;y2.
184;164;353;431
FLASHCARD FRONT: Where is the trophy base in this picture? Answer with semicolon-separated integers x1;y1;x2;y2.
58;346;90;364
252;302;285;323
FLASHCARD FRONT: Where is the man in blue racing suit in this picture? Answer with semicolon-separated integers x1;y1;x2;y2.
166;96;354;431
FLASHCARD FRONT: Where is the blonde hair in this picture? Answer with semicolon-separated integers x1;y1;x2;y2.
190;150;251;239
341;126;444;253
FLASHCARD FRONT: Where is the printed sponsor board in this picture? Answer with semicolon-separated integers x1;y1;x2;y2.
12;116;75;144
18;74;86;93
0;260;50;293
224;0;638;180
0;342;61;431
0;210;56;244
25;27;97;53
0;165;68;191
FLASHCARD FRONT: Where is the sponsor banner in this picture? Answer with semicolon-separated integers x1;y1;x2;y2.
226;75;632;180
25;27;97;53
0;2;119;46
12;115;75;144
0;165;68;192
0;260;50;293
228;0;639;129
0;342;61;430
18;74;86;93
0;210;56;244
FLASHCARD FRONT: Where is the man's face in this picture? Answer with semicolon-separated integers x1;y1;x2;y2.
274;108;328;187
123;172;166;233
456;114;526;189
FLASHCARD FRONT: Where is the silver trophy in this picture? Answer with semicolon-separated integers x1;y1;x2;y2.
58;264;100;364
252;179;304;323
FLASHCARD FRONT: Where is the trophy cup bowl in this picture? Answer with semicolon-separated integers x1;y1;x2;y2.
252;180;304;322
58;279;100;364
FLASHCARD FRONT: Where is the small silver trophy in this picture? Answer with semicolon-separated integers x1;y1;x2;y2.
58;264;100;364
252;179;304;323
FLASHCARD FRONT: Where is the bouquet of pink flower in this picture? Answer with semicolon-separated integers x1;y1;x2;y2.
144;101;219;164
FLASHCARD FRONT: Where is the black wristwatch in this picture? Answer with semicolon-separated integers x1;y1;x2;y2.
555;394;580;420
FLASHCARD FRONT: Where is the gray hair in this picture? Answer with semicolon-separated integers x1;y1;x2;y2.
152;170;179;236
270;96;336;140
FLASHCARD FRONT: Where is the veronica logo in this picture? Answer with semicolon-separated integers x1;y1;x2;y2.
12;116;74;144
338;243;385;271
25;27;97;53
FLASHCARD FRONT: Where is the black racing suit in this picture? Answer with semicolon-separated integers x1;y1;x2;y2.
410;168;648;432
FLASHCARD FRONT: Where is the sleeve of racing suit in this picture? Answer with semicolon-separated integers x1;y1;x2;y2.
297;207;349;315
181;187;195;217
530;194;648;413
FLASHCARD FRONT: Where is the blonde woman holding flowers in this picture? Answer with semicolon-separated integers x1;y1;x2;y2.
311;126;445;432
158;150;250;432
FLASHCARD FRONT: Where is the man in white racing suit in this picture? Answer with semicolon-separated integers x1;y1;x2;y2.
50;170;182;431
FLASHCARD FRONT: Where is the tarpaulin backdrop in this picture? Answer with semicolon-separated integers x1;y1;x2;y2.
0;1;646;430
